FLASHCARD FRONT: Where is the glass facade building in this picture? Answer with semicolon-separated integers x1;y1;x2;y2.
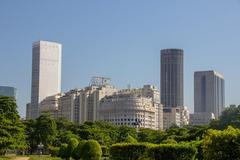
194;71;225;118
0;86;17;99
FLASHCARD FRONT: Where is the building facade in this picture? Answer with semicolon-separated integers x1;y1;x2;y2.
0;86;17;99
39;93;63;118
189;112;215;126
99;85;163;130
30;40;62;119
161;49;184;108
162;106;189;129
194;71;225;119
163;107;181;129
38;83;117;124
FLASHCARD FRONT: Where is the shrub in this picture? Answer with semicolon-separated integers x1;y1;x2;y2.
161;138;177;144
101;146;109;157
110;143;153;160
203;126;240;160
67;138;79;158
59;143;69;160
48;146;60;157
72;140;87;160
189;140;203;160
124;134;138;143
81;140;102;160
148;144;197;160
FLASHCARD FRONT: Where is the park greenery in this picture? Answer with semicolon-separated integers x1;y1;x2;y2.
1;95;240;159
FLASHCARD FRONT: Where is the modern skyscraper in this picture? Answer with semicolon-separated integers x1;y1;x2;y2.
30;40;62;119
0;86;17;99
194;71;225;118
160;49;184;108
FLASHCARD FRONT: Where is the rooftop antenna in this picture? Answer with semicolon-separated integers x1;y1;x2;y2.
90;76;111;87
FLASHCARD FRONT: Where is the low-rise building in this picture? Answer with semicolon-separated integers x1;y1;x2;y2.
99;85;163;130
163;107;181;129
35;78;163;129
163;106;189;129
180;106;190;127
39;93;63;118
37;77;118;124
189;112;215;126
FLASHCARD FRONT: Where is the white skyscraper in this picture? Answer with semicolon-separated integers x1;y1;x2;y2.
30;40;62;119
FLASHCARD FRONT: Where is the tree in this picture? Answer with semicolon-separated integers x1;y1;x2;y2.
210;106;240;129
203;126;240;160
81;140;102;160
59;143;69;160
117;126;137;143
34;113;57;147
54;130;79;147
23;119;38;153
0;96;27;154
138;128;167;144
72;140;87;160
66;138;79;159
123;134;138;143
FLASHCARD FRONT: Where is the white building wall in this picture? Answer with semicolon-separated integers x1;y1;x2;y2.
30;40;61;119
99;86;163;130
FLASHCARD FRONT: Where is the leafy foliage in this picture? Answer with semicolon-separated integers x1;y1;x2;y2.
80;140;102;160
203;126;240;160
110;143;153;160
66;138;79;159
148;144;197;160
35;114;57;147
72;140;87;160
110;143;196;160
210;106;240;130
59;143;68;160
0;96;27;154
48;146;60;157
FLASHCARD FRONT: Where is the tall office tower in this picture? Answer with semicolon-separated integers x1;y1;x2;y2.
0;86;17;99
161;49;184;108
30;40;62;119
194;71;225;119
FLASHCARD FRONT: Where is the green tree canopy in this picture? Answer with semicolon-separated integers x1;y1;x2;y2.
34;113;57;147
0;96;27;154
81;140;102;160
203;126;240;160
210;105;240;129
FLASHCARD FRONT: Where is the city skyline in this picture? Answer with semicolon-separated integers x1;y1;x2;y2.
1;1;240;117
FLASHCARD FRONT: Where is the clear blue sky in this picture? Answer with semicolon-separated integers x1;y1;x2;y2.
1;0;240;117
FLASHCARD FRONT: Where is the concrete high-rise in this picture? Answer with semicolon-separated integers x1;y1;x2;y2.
30;40;62;119
160;49;184;108
194;71;225;118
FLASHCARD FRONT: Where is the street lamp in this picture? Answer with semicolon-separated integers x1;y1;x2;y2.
37;142;44;156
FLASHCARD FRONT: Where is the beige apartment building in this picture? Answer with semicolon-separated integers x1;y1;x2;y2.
99;85;163;130
36;79;163;130
39;93;63;118
38;78;117;123
163;106;189;129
